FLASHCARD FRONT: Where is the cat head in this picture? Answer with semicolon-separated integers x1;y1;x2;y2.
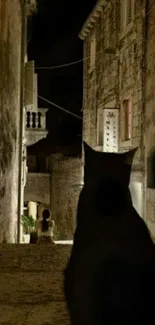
83;142;137;187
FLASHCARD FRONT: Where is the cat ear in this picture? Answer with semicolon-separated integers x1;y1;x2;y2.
83;142;95;165
123;147;138;165
83;142;94;156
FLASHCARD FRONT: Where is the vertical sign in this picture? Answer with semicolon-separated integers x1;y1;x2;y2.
103;108;119;152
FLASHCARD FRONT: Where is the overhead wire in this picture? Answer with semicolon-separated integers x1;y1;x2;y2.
27;54;97;70
24;2;155;120
35;58;86;70
25;88;82;120
26;1;155;71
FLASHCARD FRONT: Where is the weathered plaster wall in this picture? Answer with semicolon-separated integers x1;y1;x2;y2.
0;244;71;325
50;154;82;240
144;0;155;239
24;173;51;205
0;0;22;242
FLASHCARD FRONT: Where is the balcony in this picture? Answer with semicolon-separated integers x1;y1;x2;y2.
25;109;48;146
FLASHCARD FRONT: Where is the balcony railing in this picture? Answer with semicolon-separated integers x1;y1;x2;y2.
25;109;48;146
26;111;46;130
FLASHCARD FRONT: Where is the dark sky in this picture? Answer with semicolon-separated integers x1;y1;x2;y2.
28;0;97;154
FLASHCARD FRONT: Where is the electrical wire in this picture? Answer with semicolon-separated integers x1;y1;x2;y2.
25;88;82;120
35;58;86;70
26;1;155;71
24;2;155;120
27;54;97;70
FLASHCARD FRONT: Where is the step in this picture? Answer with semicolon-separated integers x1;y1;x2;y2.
0;243;72;271
0;302;69;325
0;243;72;325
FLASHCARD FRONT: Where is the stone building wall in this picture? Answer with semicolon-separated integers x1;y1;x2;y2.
24;173;51;205
0;0;22;242
81;0;145;168
79;0;148;222
49;154;82;240
144;0;155;239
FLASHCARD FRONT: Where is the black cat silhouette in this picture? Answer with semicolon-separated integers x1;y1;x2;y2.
64;142;155;325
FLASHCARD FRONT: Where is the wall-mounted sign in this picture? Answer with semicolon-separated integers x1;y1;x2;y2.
103;108;119;152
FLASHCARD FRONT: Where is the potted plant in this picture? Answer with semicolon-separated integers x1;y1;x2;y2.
21;215;36;243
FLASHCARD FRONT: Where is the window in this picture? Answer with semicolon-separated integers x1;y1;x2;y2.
97;111;103;146
104;3;116;52
127;0;132;25
90;34;96;71
121;98;132;142
120;0;134;33
109;2;115;49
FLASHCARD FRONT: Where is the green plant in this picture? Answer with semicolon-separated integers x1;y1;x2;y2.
21;215;36;234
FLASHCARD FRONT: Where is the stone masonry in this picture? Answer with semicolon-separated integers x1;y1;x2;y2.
79;0;145;166
0;0;22;242
144;0;155;238
0;244;71;325
24;172;51;205
79;0;155;235
49;154;82;240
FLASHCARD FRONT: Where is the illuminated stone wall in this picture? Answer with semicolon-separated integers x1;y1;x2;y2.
80;1;148;226
82;1;144;168
0;0;22;242
144;0;155;239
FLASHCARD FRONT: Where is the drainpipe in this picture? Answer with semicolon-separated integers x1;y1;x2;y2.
17;2;26;243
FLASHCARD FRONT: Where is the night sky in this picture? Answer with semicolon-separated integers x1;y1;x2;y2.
28;0;97;155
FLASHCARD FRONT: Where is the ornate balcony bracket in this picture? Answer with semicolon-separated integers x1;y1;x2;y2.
25;130;48;146
24;0;37;17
